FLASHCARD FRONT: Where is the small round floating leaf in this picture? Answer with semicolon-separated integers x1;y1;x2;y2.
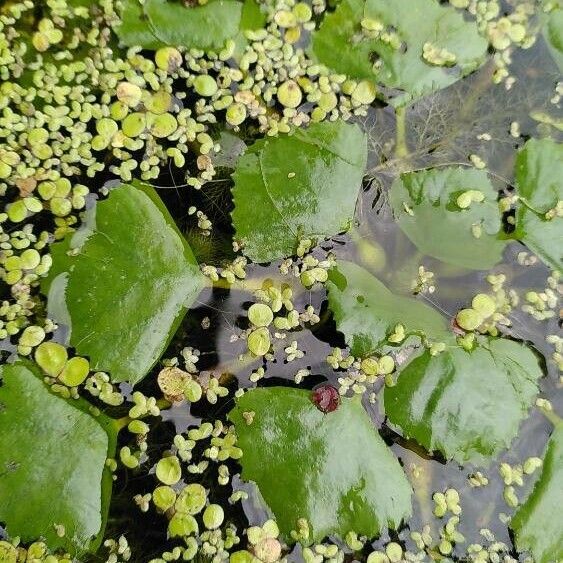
35;342;68;377
203;504;224;530
155;47;183;73
254;538;282;563
18;326;46;348
471;294;496;317
230;551;255;563
184;379;203;403
175;483;207;515
153;486;177;512
96;118;119;138
247;327;271;356
116;82;143;108
58;357;90;387
158;366;189;398
194;75;218;97
0;541;17;563
149;113;178;139
20;249;41;270
248;303;274;327
352;81;377;105
122;113;146;138
168;513;199;538
277;80;302;108
147;91;173;115
226;103;247;126
456;308;482;331
156;456;182;485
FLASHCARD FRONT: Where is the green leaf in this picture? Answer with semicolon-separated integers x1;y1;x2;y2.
384;338;542;464
326;261;453;357
543;8;563;72
43;183;204;385
514;138;563;272
0;361;117;553
116;0;164;49
231;121;367;262
389;167;507;270
310;0;380;81
311;0;488;106
144;0;243;51
511;423;563;563
228;387;412;542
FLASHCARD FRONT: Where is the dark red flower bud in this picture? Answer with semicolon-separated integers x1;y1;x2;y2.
311;384;340;413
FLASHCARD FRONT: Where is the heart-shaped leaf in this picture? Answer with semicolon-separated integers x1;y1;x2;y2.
389;167;507;270
311;0;488;106
511;423;563;563
43;183;204;385
229;387;412;542
384;338;542;464
326;261;454;358
0;361;117;553
231;121;367;263
514;138;563;272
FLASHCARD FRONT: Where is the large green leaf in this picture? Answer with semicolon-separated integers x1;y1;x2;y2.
511;423;563;563
231;121;367;263
389;167;507;270
311;0;488;106
514;138;563;272
228;387;412;542
0;361;117;553
384;338;542;464
43;183;204;385
326;261;453;357
543;8;563;72
144;0;243;51
115;0;164;49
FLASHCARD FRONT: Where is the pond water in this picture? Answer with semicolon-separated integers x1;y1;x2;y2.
94;44;562;562
0;0;561;562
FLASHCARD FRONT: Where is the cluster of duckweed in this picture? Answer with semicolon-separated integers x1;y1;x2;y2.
242;275;325;359
118;390;162;469
410;265;435;295
134;419;248;563
499;457;542;508
160;346;229;404
454;271;520;337
521;271;561;321
103;536;132;563
546;334;563;373
326;347;396;396
449;0;538;87
0;538;72;563
33;340;91;397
